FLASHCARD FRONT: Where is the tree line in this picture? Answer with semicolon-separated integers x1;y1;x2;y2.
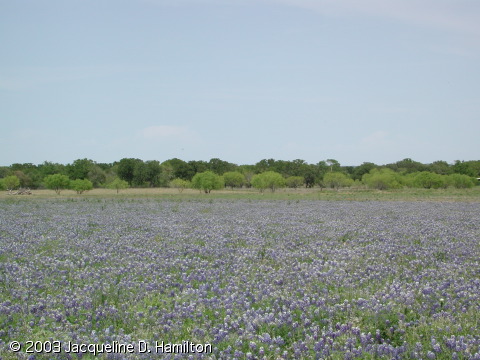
0;157;479;193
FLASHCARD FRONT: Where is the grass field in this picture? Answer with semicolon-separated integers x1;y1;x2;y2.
1;191;479;359
2;185;480;202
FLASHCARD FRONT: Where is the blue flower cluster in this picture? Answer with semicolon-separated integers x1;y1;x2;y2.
0;199;479;359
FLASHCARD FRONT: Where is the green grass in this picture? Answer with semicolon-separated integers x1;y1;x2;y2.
1;186;480;202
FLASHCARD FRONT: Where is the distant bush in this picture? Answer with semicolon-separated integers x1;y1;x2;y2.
251;171;285;193
323;172;353;190
170;178;190;192
191;171;224;193
409;171;446;189
70;179;93;194
446;174;476;189
362;168;402;190
285;176;304;188
107;177;130;193
223;171;246;189
44;174;71;195
2;175;20;191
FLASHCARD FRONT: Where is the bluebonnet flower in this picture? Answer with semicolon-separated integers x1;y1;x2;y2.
1;199;479;359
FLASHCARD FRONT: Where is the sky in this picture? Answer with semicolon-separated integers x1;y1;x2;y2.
1;0;479;167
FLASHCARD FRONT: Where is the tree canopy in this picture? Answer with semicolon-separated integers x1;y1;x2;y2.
251;171;285;192
44;174;70;194
191;171;224;193
223;171;246;189
70;179;93;194
0;157;478;192
2;175;20;190
107;178;129;193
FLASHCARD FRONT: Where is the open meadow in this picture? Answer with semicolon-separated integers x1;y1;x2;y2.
2;186;480;202
1;193;479;359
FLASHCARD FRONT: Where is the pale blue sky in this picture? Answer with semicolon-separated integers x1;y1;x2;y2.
1;0;479;166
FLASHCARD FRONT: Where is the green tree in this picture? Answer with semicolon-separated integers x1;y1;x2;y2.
254;159;277;173
387;158;426;174
428;160;452;175
352;162;377;181
162;158;195;181
10;170;31;188
191;171;224;193
362;168;402;190
8;163;42;188
132;161;149;187
145;160;164;187
223;171;246;189
66;158;95;180
452;160;477;177
285;176;304;188
251;171;285;192
188;160;209;175
303;166;318;188
44;174;71;195
3;175;20;191
0;166;10;179
70;179;93;194
107;177;130;193
316;161;329;179
323;172;353;190
208;158;236;175
466;160;480;177
326;159;341;172
411;171;445;189
237;165;256;187
250;174;267;192
287;159;308;177
170;178;190;192
38;161;66;178
87;165;107;187
117;158;142;185
446;174;476;189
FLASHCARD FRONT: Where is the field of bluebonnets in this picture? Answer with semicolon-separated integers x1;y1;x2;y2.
1;197;480;360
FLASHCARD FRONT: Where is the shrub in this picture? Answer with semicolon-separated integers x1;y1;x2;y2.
362;168;402;190
323;172;353;190
107;178;130;193
285;176;305;189
446;173;476;189
223;171;246;189
2;175;20;191
170;178;190;192
44;174;71;195
191;171;224;193
411;171;445;189
251;171;285;193
70;179;93;194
